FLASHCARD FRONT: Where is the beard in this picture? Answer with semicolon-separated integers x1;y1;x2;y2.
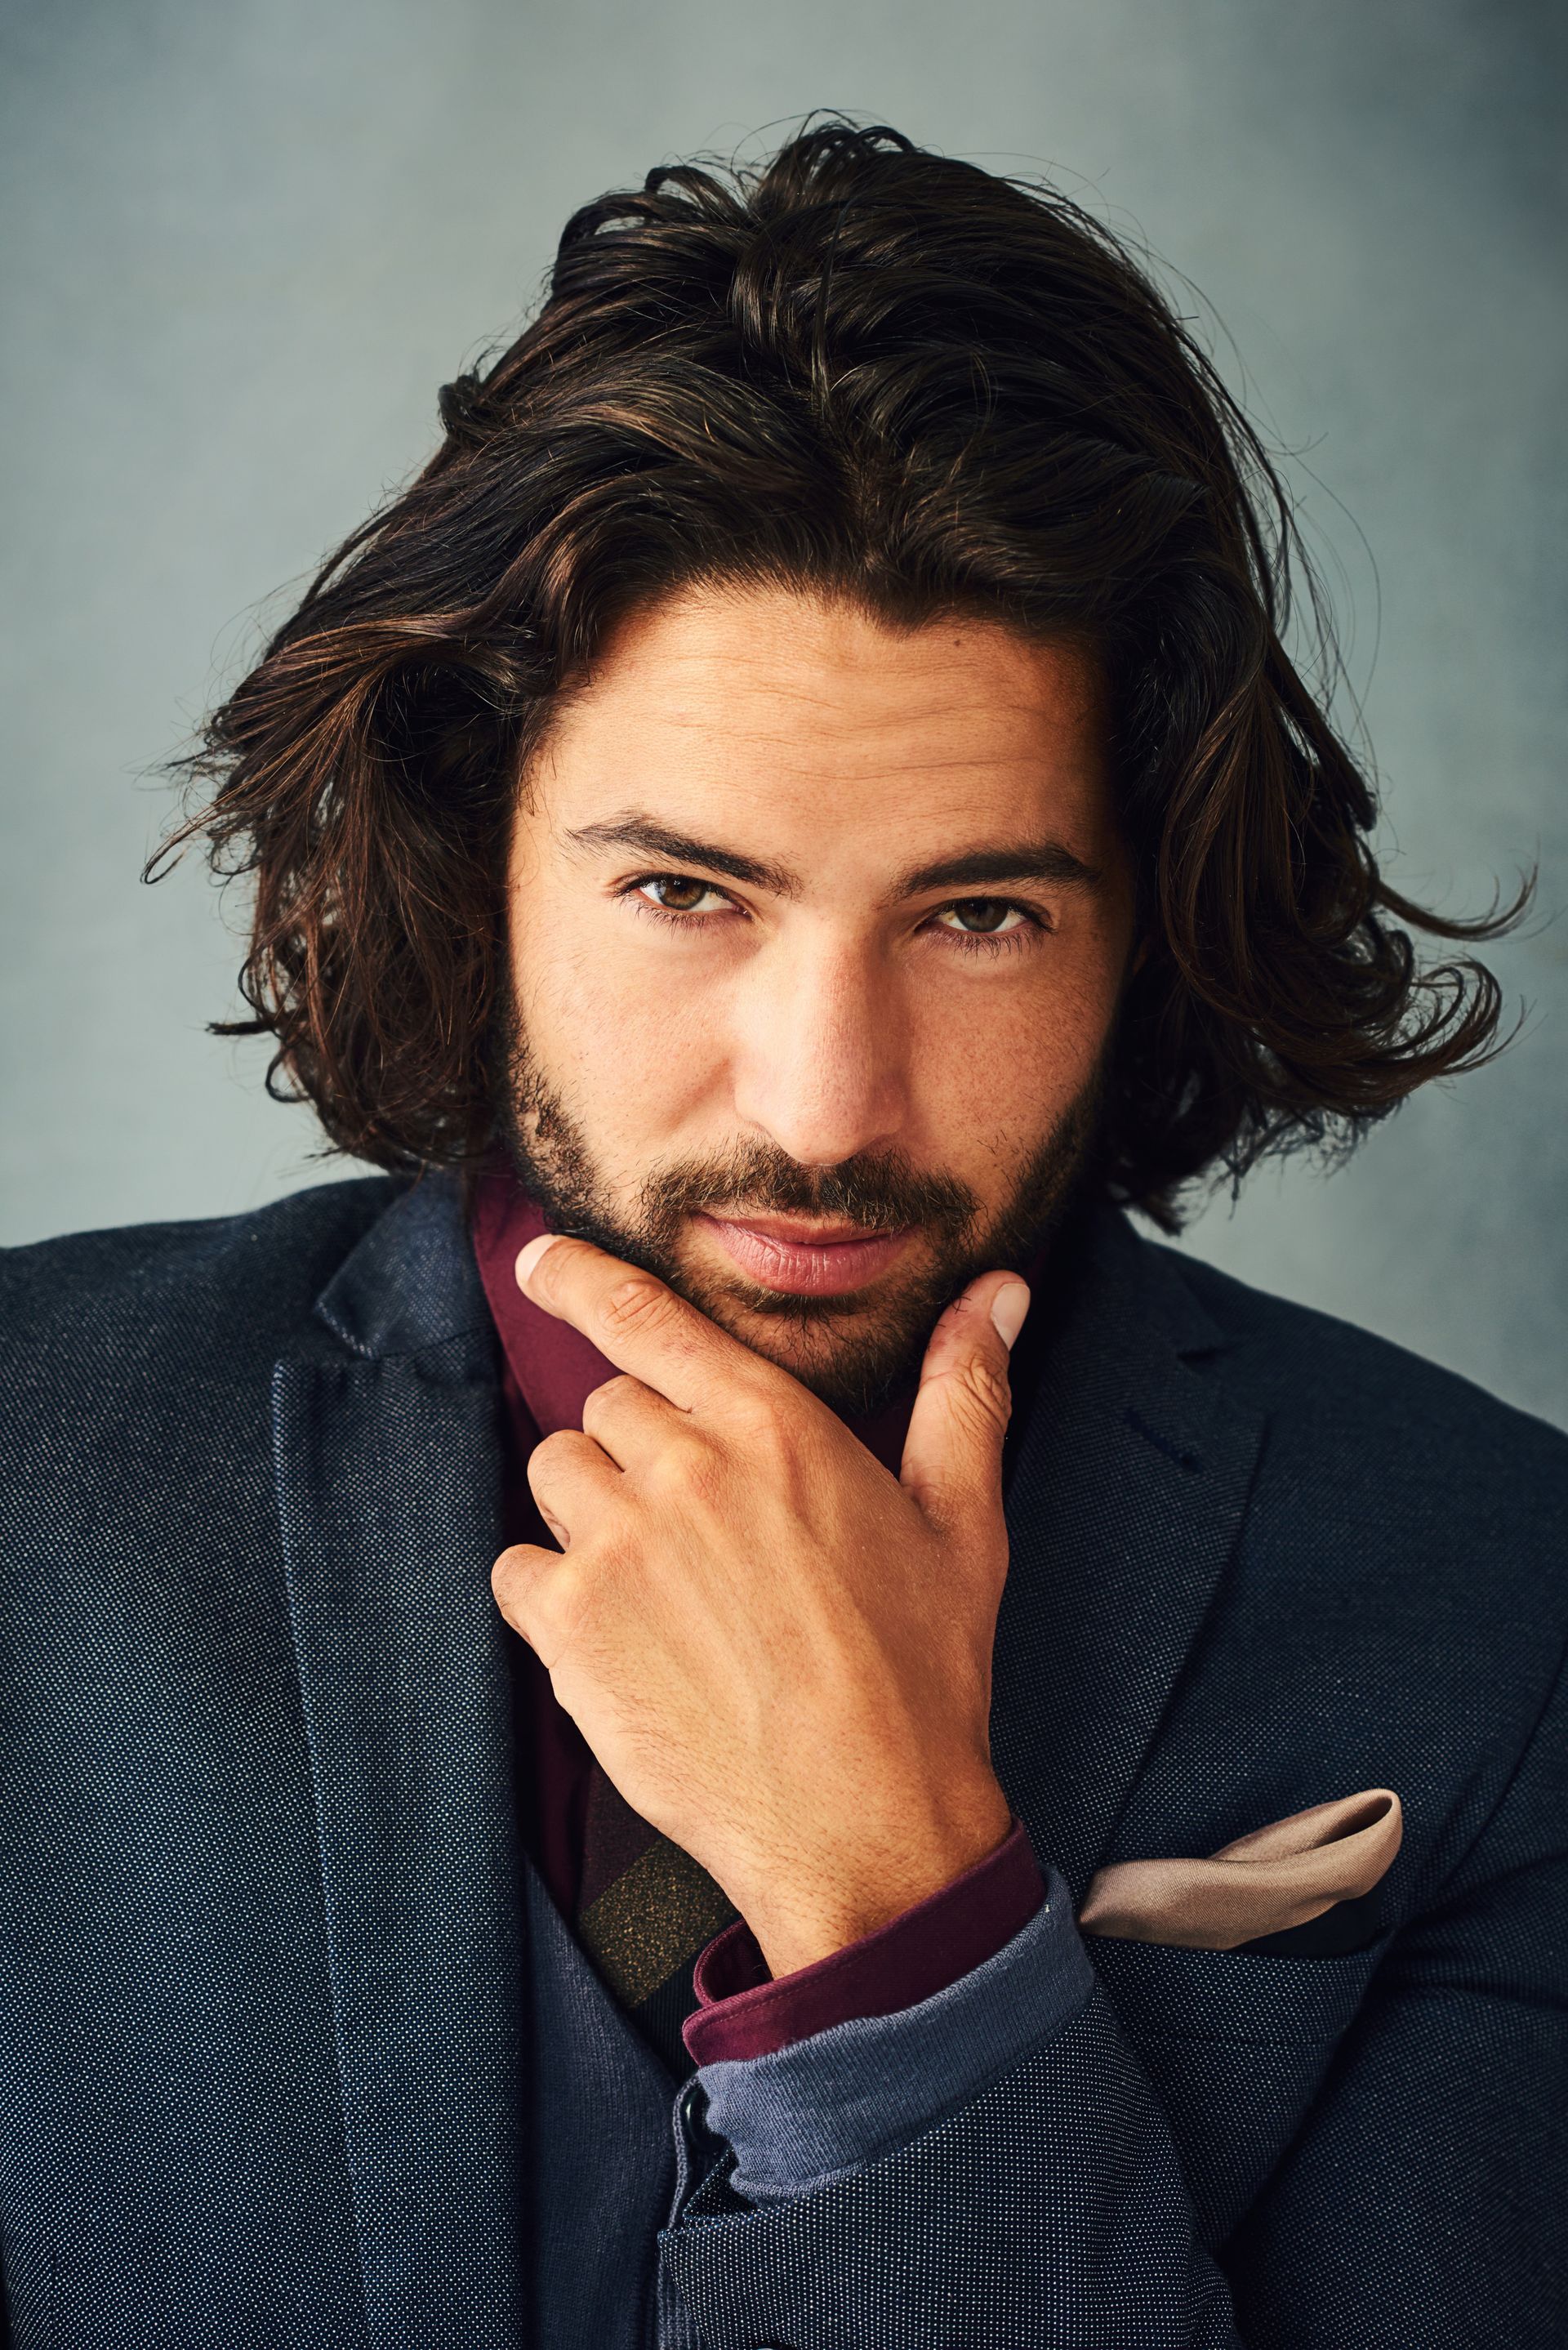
490;990;1103;1416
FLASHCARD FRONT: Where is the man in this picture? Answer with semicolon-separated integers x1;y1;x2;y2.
2;119;1563;2349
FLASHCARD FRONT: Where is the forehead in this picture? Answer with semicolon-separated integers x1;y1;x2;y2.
530;583;1111;854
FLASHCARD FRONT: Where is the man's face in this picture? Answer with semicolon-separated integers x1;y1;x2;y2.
501;582;1136;1412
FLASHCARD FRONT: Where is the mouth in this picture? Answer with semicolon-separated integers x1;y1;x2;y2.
693;1211;916;1298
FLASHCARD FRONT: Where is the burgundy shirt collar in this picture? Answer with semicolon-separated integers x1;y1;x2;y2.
470;1165;918;1474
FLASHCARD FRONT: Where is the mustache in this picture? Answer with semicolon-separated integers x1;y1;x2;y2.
634;1140;980;1243
492;974;1105;1407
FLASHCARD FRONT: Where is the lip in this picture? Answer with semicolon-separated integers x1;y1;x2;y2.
694;1212;915;1298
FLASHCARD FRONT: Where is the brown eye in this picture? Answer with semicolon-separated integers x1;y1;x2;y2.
938;897;1025;935
639;874;723;913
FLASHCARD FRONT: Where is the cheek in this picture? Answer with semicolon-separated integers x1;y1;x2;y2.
906;934;1126;1145
510;902;729;1148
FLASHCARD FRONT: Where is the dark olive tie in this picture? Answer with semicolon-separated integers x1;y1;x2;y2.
575;1767;738;2072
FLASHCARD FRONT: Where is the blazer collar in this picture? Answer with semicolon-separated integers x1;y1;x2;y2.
278;1171;528;2346
993;1206;1267;1895
314;1171;490;1358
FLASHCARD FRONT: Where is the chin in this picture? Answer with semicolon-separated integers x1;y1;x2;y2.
700;1289;928;1416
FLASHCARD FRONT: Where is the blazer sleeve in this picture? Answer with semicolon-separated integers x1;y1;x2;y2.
658;1867;1243;2348
657;1657;1568;2349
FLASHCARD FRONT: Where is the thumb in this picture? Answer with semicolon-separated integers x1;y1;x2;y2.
900;1271;1031;1532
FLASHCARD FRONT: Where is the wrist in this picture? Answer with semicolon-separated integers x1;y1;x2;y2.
740;1777;1014;1978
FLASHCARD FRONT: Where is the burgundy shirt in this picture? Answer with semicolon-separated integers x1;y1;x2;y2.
470;1167;1044;2063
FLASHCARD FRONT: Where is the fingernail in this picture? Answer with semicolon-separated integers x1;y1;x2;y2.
515;1233;563;1291
990;1279;1031;1351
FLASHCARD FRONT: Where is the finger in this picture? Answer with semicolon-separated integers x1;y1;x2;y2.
900;1271;1029;1532
580;1372;685;1471
527;1426;619;1545
515;1233;764;1413
491;1541;579;1669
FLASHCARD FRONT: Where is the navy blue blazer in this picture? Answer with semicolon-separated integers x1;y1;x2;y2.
2;1173;1565;2347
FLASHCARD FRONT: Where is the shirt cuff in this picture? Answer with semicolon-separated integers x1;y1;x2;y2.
683;1819;1045;2066
688;1862;1094;2204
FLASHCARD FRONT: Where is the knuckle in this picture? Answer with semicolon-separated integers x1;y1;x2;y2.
531;1563;588;1652
725;1389;823;1509
683;1439;733;1513
580;1373;642;1432
492;1544;559;1629
954;1356;1013;1438
647;1426;717;1498
492;1541;541;1599
728;1383;797;1456
524;1428;576;1493
596;1275;683;1344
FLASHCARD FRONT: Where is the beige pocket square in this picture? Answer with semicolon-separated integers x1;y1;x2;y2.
1076;1787;1403;1951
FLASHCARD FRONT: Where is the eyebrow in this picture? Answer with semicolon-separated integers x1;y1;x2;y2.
564;816;800;897
890;841;1101;896
564;812;1101;900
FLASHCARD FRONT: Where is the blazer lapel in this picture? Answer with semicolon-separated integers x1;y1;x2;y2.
274;1176;526;2350
993;1211;1267;1897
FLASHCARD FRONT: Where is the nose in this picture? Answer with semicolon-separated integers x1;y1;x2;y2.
728;930;908;1169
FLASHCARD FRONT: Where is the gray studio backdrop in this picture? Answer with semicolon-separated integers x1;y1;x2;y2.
2;0;1564;1427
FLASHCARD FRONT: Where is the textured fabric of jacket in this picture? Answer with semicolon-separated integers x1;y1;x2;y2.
2;1173;1565;2348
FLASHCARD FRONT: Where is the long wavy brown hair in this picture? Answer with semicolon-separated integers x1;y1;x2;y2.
153;119;1524;1231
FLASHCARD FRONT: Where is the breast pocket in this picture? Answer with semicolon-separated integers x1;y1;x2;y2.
1087;1933;1390;2245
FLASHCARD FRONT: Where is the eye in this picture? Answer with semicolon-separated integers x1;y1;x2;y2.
933;898;1032;936
631;873;733;916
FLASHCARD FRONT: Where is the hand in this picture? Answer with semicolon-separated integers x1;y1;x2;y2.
491;1239;1029;1976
